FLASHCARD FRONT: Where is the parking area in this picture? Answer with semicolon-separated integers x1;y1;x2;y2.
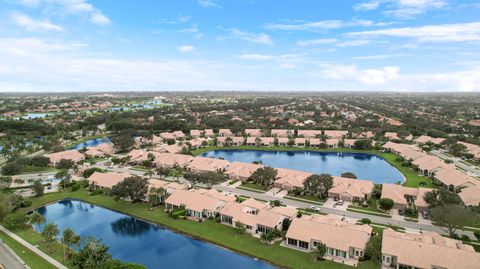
322;198;350;211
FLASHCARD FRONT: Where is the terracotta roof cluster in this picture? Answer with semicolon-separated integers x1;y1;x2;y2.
382;228;480;269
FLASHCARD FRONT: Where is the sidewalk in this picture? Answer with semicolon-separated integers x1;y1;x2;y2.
0;225;67;269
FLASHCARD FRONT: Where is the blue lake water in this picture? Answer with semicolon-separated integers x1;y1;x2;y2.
72;137;112;149
34;200;276;269
202;150;404;184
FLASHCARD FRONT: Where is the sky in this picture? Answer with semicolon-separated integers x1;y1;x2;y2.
1;0;480;92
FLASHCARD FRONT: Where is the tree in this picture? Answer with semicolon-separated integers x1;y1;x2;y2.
143;170;154;179
378;198;394;211
148;187;167;207
234;221;246;234
3;212;27;230
33;180;44;197
316;242;327;260
365;235;382;262
341;172;357;179
29;211;45;225
74;238;112;269
354;139;372;150
41;223;59;253
55;169;71;189
430;204;477;238
83;167;104;178
1;163;23;175
111;134;134;152
111;176;149;203
260;231;274;243
303;174;334;199
55;159;75;170
61;228;80;261
282;218;291;231
155;167;170;179
249;167;277;189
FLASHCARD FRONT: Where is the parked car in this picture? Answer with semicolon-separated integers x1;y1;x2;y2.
422;211;430;219
336;200;344;206
398;209;404;216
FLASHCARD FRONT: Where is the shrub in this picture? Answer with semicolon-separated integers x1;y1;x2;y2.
474;231;480;241
20;200;32;208
1;163;23;175
90;189;103;196
71;183;80;192
360;218;372;224
378;198;394;211
4;212;28;230
461;234;471;242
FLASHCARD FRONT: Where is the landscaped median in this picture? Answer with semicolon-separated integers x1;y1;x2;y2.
236;182;267;193
191;145;434;188
347;206;392;218
18;189;378;269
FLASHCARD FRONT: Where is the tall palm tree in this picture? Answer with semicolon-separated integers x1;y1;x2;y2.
61;228;80;261
41;223;59;253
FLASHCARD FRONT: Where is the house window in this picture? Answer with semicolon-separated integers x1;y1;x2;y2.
221;215;233;224
287;238;298;246
298;241;309;249
257;225;272;234
246;225;252;230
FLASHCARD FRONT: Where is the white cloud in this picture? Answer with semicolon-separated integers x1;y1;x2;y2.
16;0;111;25
11;12;63;31
352;53;404;60
297;38;338;46
317;64;400;85
226;29;273;44
265;19;383;32
177;45;195;53
347;22;480;42
90;12;111;25
198;0;221;8
337;40;370;47
239;54;273;60
355;0;448;18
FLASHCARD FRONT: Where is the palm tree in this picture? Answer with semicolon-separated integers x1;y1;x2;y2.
41;223;59;253
55;169;71;189
61;228;80;261
143;170;154;179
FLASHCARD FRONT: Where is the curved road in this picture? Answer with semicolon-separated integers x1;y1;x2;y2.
0;240;26;269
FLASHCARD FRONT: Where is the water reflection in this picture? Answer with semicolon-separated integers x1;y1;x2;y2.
110;217;154;237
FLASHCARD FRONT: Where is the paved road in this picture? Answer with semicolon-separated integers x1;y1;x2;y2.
0;225;67;269
0;240;27;269
214;185;475;237
431;150;480;177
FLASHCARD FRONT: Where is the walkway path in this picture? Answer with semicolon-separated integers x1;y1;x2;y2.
0;239;28;269
0;225;67;269
214;185;475;237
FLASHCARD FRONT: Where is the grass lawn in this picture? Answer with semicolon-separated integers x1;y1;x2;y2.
237;182;267;193
191;146;434;188
19;189;379;269
0;230;57;269
284;194;324;205
21;166;57;174
347;208;391;218
349;197;386;214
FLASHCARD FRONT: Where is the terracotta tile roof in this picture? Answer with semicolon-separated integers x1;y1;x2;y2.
382;229;480;269
88;171;131;188
224;162;263;180
45;150;84;164
286;215;372;252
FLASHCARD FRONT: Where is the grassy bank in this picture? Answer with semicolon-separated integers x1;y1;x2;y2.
19;189;378;269
192;145;433;188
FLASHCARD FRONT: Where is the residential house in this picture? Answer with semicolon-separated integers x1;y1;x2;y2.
458;186;480;207
415;135;445;145
165;189;228;219
88;171;131;189
433;167;479;191
284;214;372;266
309;138;321;147
271;129;292;137
85;143;115;157
324;130;348;139
260;137;275;146
328;176;374;202
186;157;230;173
274;168;312;191
224;162;263;181
45;150;84;165
218;129;233;137
245;129;262;137
217;136;244;146
326;138;339;148
343;139;357;149
411;155;453;176
381;184;431;212
294;138;306;147
297;130;322;138
381;228;480;269
153;153;194;168
384;132;399;140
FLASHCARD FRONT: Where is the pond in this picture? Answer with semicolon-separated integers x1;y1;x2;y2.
71;137;112;149
34;200;276;269
201;150;404;184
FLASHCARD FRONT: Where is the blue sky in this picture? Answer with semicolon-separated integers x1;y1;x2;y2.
0;0;480;92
